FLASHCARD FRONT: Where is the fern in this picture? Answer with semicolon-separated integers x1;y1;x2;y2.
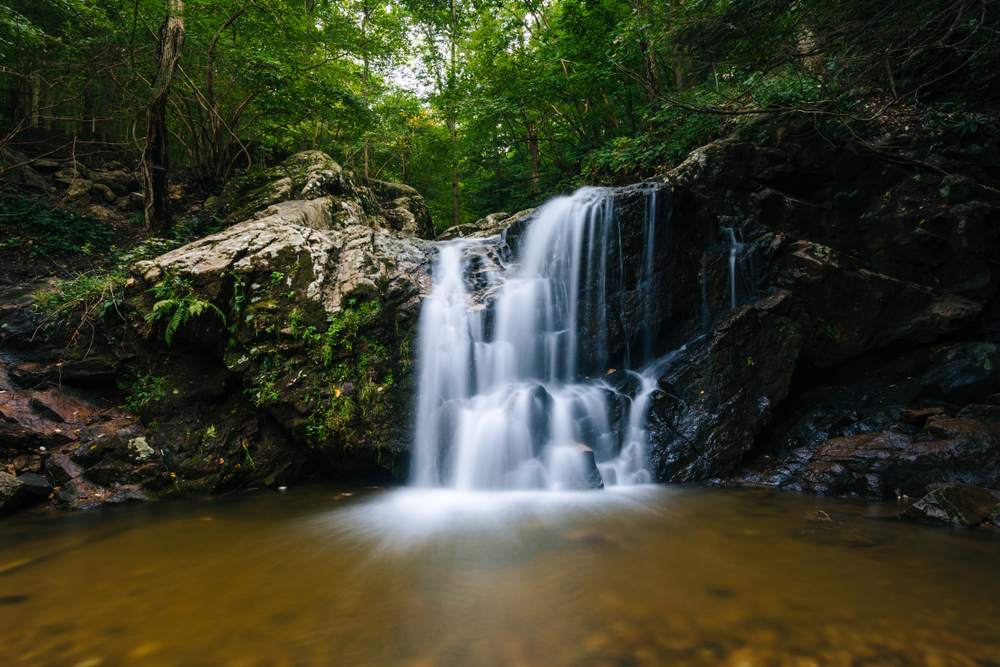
146;297;227;346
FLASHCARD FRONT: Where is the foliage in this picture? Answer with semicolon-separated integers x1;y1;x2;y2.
3;0;996;233
0;187;112;256
144;274;227;346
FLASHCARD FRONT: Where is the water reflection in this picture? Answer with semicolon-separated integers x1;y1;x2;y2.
1;485;999;667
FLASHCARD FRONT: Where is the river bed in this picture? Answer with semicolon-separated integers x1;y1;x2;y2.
2;485;998;667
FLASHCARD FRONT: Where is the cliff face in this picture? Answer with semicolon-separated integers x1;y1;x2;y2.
642;123;1000;499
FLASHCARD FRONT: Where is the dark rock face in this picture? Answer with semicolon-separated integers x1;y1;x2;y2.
635;132;1000;495
901;484;999;526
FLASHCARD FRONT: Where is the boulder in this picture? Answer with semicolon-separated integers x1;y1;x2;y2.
17;472;52;496
128;186;436;479
0;472;25;515
218;150;358;225
91;182;117;204
438;209;536;241
1;147;49;189
901;484;998;526
368;179;436;239
66;179;93;204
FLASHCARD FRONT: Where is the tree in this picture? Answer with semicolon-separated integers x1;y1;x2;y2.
142;0;185;234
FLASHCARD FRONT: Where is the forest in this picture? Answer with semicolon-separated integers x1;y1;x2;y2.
2;0;996;236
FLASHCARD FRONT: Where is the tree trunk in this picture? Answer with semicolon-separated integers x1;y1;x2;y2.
142;0;185;235
526;120;540;195
98;70;116;145
448;116;459;228
449;0;459;228
82;76;94;139
29;71;40;127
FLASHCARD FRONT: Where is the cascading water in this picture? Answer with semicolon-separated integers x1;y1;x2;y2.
413;186;674;491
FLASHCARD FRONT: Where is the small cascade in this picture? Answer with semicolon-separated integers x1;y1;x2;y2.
412;187;674;491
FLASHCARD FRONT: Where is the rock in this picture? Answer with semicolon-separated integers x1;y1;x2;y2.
17;472;52;496
12;454;41;474
126;183;436;479
368;180;436;239
921;343;1000;404
437;223;483;240
957;404;1000;422
32;158;61;171
666;137;999;302
901;484;999;526
992;503;1000;526
1;148;49;189
127;191;144;210
91;182;117;204
66;179;93;204
0;471;25;514
743;415;1000;499
46;452;83;485
439;208;536;241
902;407;946;424
204;195;221;211
647;290;802;481
939;174;977;204
54;168;86;182
218;150;356;225
168;183;186;211
771;240;982;367
89;171;129;197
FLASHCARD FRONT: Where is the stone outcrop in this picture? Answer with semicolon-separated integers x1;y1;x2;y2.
216;151;437;240
901;484;999;526
438;209;536;241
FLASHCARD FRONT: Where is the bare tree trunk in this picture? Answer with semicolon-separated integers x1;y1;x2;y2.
142;0;185;235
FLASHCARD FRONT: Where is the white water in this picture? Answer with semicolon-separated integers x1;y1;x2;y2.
413;187;675;491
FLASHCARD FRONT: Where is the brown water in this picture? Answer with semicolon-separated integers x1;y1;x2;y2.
1;485;999;667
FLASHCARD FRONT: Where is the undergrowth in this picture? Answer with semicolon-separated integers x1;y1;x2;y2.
0;186;112;256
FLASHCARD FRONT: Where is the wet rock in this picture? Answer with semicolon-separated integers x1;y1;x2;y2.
46;451;83;485
901;484;999;527
745;415;1000;499
0;471;24;514
921;342;1000;404
52;477;147;509
902;407;945;424
579;445;605;490
957;404;1000;422
17;472;51;496
12;454;41;474
647;290;801;481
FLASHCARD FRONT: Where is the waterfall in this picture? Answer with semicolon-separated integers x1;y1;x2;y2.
412;187;672;491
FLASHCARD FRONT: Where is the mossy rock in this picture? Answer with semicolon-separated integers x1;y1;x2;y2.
219;150;356;225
